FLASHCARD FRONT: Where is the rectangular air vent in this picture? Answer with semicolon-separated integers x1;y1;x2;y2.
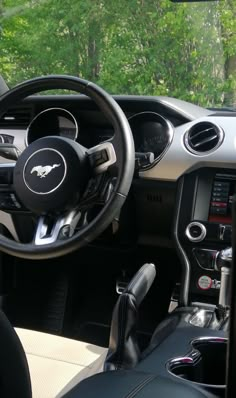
146;193;162;203
0;107;33;128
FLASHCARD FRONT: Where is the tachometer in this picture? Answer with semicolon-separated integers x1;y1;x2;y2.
26;107;79;145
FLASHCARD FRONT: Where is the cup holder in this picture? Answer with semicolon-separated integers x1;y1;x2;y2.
167;337;227;390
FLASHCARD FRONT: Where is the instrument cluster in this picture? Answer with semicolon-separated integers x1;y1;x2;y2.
26;107;174;170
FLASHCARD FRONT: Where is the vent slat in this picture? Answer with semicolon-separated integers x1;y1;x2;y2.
190;127;216;140
185;122;223;154
0;107;32;128
192;135;218;148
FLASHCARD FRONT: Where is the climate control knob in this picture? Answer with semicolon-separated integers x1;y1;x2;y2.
185;222;206;242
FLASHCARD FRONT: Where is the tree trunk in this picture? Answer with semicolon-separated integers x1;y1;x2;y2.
224;55;236;107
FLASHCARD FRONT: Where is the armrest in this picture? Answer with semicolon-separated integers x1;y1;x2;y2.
62;370;217;398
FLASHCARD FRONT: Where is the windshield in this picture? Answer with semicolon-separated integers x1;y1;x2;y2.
0;1;235;109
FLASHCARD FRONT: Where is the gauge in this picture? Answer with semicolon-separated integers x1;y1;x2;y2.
128;112;173;169
26;107;78;145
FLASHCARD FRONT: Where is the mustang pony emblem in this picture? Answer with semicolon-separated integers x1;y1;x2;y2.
30;164;61;178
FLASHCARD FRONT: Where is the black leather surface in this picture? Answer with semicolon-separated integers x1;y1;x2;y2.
63;370;217;398
137;307;226;377
0;310;32;398
104;263;156;370
125;263;156;306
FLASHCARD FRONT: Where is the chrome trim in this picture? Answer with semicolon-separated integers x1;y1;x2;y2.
189;309;214;328
23;148;67;195
87;142;117;173
0;162;15;169
219;266;231;307
26;107;79;146
214;250;220;271
169;356;194;365
219;224;226;241
183;122;225;156
34;209;82;245
173;177;190;306
185;222;206;242
128;111;174;171
191;336;227;344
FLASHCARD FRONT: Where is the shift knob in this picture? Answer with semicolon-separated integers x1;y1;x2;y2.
215;247;232;271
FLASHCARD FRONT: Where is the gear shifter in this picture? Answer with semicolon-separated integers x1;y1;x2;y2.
214;247;232;326
215;247;232;308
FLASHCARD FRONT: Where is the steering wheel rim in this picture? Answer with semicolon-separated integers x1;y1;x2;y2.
0;75;135;259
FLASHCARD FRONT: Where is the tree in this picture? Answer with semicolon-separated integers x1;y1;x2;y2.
0;0;236;108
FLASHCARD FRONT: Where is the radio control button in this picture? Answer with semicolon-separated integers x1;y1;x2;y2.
210;207;227;215
185;222;206;242
214;182;230;188
211;201;227;208
213;187;229;193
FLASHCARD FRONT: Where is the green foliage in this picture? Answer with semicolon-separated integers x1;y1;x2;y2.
0;0;236;108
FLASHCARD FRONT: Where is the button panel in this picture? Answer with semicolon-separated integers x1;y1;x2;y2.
209;180;230;217
0;192;22;210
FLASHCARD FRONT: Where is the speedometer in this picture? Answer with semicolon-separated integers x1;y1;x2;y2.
128;112;173;170
26;107;79;145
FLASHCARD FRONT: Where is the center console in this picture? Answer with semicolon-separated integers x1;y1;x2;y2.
63;170;233;398
65;308;226;398
177;168;235;305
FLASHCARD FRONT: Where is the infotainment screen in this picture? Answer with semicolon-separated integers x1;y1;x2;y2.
208;173;236;224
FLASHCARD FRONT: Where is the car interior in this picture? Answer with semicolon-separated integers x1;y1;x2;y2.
0;73;234;398
1;0;236;397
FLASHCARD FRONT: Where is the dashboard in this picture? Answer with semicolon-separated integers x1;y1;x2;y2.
25;107;174;170
0;96;185;172
0;94;236;305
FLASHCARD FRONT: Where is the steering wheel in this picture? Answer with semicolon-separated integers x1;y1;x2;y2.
0;75;135;259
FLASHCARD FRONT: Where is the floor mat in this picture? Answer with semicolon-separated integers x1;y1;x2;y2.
4;266;69;335
41;272;69;334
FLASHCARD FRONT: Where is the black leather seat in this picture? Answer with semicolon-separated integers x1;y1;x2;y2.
104;263;156;371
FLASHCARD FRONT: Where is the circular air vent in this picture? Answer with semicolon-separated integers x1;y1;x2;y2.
184;121;224;155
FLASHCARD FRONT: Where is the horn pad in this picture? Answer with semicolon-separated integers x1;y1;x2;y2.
13;137;88;214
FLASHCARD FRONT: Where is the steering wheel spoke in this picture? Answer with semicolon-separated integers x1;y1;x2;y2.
34;209;82;245
87;141;117;174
